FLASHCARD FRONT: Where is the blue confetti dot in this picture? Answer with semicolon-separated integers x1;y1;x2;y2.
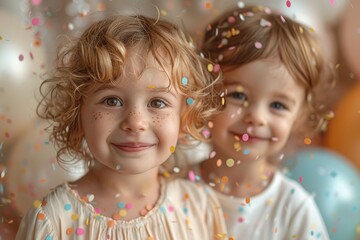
238;206;244;212
290;189;295;194
183;207;189;214
64;203;72;211
160;206;166;213
186;98;194;105
243;149;250;155
181;77;188;85
117;202;125;208
45;235;53;240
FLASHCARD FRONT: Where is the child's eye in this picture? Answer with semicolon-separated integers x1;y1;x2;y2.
270;102;287;110
149;99;167;109
229;92;247;101
103;97;122;107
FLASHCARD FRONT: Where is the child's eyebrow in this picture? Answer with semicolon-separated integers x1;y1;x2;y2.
273;93;297;105
92;84;177;98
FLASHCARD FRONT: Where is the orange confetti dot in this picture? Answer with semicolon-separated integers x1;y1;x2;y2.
304;137;312;145
112;213;121;220
184;193;189;200
221;176;229;183
245;197;251;204
37;213;45;220
216;159;222;167
205;1;212;9
66;227;74;235
140;209;148;216
107;220;115;228
98;3;106;11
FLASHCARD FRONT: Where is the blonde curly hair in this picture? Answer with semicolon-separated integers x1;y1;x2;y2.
201;5;335;135
37;15;222;166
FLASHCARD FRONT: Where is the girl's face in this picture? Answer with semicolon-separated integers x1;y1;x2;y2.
81;53;183;174
211;59;305;162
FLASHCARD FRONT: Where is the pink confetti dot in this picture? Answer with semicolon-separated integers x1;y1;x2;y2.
286;0;291;8
32;17;40;26
94;207;101;214
329;0;336;6
299;176;303;183
213;64;221;73
76;228;85;236
32;0;42;5
188;170;196;182
18;54;24;61
228;16;236;24
242;134;249;142
168;205;174;212
254;42;262;49
209;151;216;158
125;203;133;209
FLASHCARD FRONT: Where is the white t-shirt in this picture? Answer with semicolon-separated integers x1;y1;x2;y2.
194;165;329;240
15;178;227;240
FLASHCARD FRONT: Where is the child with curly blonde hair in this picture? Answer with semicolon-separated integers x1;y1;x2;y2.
16;14;227;240
196;5;332;240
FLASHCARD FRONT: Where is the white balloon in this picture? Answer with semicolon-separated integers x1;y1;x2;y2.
4;119;85;216
0;10;46;143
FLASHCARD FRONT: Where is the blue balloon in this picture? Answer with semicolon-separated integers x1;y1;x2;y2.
282;148;360;240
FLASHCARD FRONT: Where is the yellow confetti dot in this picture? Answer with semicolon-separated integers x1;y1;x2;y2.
170;146;175;153
33;200;42;208
304;137;311;145
161;10;167;16
236;85;244;92
71;213;79;221
309;27;315;33
86;218;90;225
147;85;155;89
207;63;214;72
245;197;251;204
234;142;241;151
226;158;235;167
221;97;225;105
299;26;304;33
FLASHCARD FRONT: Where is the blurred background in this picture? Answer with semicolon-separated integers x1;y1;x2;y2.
0;0;359;239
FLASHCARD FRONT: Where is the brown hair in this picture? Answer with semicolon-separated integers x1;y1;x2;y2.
37;15;222;166
202;5;334;135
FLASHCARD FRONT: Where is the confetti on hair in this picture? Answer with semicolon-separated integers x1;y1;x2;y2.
0;169;5;179
237;1;245;8
299;26;304;34
170;145;175;153
286;0;291;8
181;77;188;85
260;19;272;27
228;16;236;24
221;97;225;106
254;41;262;49
207;63;214;72
216;159;222;167
186;98;194;105
304;137;312;145
280;16;286;23
210;151;216;158
213;64;221;73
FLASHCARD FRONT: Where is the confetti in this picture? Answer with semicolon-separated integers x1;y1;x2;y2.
216;159;222;167
286;0;291;8
181;77;188;85
18;54;24;61
329;0;336;6
170;145;175;153
243;149;250;155
204;1;212;9
242;134;249;142
245;197;251;204
213;64;221;73
209;151;216;158
207;63;214;72
226;158;235;167
299;176;303;183
33;200;42;208
119;209;127;217
254;42;262;49
31;0;42;5
64;203;72;211
186;98;194;105
76;228;85;236
260;19;271;27
188;170;196;182
304;137;311;145
66;227;74;235
31;17;40;26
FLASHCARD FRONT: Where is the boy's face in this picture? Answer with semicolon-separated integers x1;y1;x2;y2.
80;52;183;174
211;59;305;162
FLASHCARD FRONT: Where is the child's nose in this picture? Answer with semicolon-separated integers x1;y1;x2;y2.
120;110;148;133
243;105;267;126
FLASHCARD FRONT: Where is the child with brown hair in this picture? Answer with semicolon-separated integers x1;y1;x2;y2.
197;5;331;240
15;14;227;240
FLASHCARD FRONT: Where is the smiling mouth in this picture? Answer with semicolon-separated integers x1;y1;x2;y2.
112;143;155;152
233;133;268;142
